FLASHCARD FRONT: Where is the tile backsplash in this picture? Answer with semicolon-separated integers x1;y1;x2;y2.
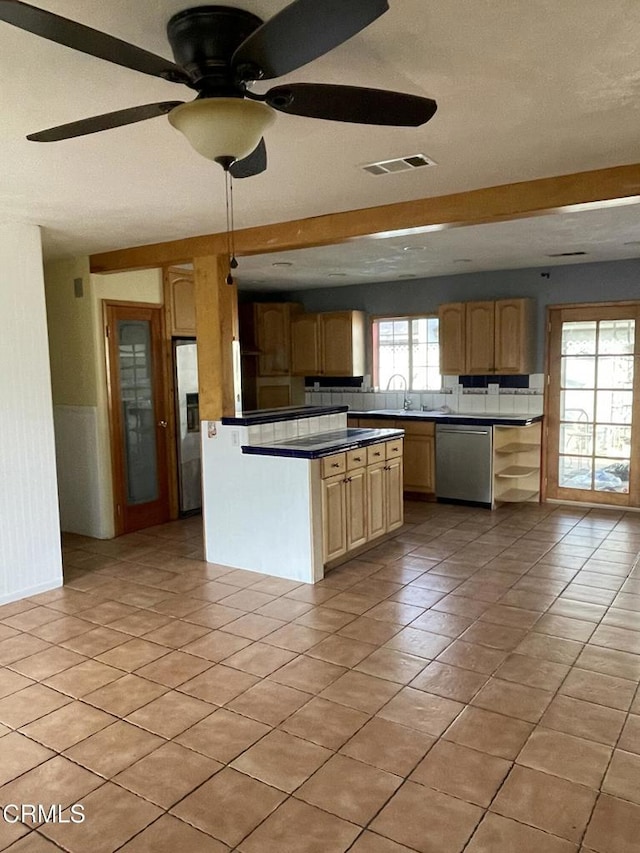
305;373;545;417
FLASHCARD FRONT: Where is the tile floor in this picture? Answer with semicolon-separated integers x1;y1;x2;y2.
0;501;639;852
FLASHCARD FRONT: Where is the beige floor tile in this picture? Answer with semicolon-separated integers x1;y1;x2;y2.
238;798;360;853
118;814;229;853
518;727;612;788
354;648;427;684
583;793;640;853
0;755;104;819
0;669;34;698
179;664;259;705
459;621;528;651
82;673;168;716
494;653;570;691
296;753;401;825
9;647;87;682
0;732;54;785
0;683;72;728
371;780;483;853
231;729;331;792
443;706;533;759
466;813;578;853
256;597;313;621
133;649;213;687
491;765;596;842
280;697;370;750
125;690;215;737
384;627;451;659
0;635;52;666
575;645;640;680
602;750;640;804
410;661;488;702
590;625;640;655
320;671;401;714
181;629;252;661
437;640;507;674
262;623;329;652
176;708;270;762
59;626;130;657
95;639;170;671
114;741;222;808
139;619;210;649
106;610;172;636
559;667;637;711
40;782;162;853
20;700;115;750
411;740;511;807
471;677;554;723
64;720;164;777
221;613;286;641
2;833;68;852
338;616;403;645
183;603;245;629
340;716;434;776
514;633;584;665
307;634;376;668
222;642;297;676
349;832;418;853
378;686;463;736
618;714;640;754
409;610;474;638
227;679;311;725
269;655;346;693
44;660;125;697
541;695;626;746
170;767;285;847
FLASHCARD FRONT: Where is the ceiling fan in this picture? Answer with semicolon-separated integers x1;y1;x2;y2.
0;0;438;177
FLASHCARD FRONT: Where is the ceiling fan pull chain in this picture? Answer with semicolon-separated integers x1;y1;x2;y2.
230;173;238;271
224;168;235;285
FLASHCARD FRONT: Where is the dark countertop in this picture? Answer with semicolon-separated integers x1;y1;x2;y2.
222;405;348;426
350;409;543;427
241;427;404;459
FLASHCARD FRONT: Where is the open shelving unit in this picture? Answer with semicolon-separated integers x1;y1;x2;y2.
493;422;542;504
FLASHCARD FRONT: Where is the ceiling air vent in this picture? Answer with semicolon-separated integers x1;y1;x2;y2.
362;153;437;176
547;251;588;257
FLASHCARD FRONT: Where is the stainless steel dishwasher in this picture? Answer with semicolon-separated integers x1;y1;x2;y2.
435;423;493;507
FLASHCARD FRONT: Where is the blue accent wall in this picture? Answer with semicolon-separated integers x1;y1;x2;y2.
274;258;640;372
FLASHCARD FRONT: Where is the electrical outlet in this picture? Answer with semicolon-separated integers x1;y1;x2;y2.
231;430;240;447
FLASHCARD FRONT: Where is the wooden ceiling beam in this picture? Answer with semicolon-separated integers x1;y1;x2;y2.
90;162;640;272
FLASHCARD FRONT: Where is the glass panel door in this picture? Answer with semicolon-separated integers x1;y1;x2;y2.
547;305;640;507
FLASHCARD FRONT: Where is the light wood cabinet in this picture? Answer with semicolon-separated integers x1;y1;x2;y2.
438;302;466;375
291;310;366;377
165;267;196;336
255;302;300;376
321;439;404;565
291;313;322;375
401;420;435;494
439;298;534;375
466;301;495;374
493;422;542;505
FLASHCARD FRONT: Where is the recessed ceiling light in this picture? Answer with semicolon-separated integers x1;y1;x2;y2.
272;261;293;267
402;246;428;252
453;258;473;263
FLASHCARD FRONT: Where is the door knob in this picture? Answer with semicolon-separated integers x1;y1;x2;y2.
158;420;168;428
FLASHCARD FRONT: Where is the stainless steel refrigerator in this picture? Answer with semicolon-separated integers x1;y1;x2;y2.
174;339;202;514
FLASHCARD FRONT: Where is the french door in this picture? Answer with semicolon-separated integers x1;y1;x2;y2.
547;303;640;507
105;302;171;534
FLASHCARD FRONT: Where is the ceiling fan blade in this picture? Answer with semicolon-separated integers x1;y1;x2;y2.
229;138;267;179
233;0;388;80
0;0;190;83
27;102;184;142
265;83;437;127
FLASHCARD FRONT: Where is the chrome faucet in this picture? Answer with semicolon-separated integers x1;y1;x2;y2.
385;374;412;410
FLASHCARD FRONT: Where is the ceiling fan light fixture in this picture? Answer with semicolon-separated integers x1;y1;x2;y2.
168;98;275;164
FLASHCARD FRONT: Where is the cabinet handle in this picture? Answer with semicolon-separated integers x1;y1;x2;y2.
331;463;340;468
354;456;362;462
344;477;352;483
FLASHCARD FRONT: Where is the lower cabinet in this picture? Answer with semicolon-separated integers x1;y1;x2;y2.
401;421;435;494
321;439;403;565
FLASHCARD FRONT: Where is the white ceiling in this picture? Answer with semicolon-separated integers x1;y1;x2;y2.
1;0;639;262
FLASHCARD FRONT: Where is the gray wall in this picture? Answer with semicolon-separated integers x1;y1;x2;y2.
277;258;640;373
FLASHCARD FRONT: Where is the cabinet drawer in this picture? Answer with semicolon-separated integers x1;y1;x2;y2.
386;439;403;459
366;443;386;465
347;449;367;470
322;453;346;478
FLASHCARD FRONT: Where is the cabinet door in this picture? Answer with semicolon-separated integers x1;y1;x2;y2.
438;303;466;375
257;383;290;409
256;304;291;376
494;298;533;374
466;301;495;374
291;314;321;376
403;435;435;493
385;457;404;532
346;468;368;551
322;474;347;562
166;268;196;336
366;461;387;540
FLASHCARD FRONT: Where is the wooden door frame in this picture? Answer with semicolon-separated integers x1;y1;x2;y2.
544;300;640;507
104;300;171;535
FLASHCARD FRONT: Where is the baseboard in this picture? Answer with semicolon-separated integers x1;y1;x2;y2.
0;578;63;607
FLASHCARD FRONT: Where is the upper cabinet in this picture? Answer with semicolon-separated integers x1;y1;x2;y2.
255;302;300;376
291;310;366;377
440;298;534;375
165;267;196;337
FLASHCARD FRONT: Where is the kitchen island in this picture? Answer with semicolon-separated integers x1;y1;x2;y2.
201;406;404;583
